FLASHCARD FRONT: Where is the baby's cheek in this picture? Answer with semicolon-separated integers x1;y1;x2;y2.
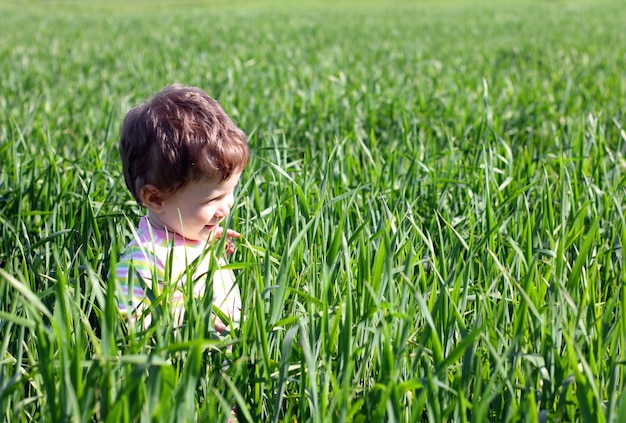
201;206;216;218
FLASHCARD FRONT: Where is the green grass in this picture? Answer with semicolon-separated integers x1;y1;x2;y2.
1;0;626;421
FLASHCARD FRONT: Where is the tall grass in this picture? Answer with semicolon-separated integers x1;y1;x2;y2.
1;0;625;421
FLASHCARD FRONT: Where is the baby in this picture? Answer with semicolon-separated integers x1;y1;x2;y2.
114;84;249;332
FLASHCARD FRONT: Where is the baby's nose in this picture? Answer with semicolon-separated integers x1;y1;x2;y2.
215;202;230;217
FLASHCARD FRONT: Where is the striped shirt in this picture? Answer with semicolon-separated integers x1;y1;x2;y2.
114;217;241;329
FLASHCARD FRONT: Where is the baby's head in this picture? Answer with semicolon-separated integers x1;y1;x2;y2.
120;84;249;204
119;85;249;240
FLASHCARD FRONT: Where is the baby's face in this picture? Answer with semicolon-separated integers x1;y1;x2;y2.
151;173;241;241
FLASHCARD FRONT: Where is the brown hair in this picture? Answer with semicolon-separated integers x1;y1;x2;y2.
119;85;249;204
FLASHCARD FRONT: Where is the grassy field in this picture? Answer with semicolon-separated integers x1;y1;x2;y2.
1;0;626;421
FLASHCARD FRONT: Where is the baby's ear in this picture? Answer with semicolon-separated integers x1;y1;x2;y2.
140;185;165;212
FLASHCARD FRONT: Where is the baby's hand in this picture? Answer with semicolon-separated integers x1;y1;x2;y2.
213;317;227;333
213;227;241;255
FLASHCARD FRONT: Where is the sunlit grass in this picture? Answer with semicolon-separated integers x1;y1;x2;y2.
1;0;625;421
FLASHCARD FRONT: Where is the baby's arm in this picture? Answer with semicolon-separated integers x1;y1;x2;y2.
209;227;242;331
115;248;163;329
211;263;241;333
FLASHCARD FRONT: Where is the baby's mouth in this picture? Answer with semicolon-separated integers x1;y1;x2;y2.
204;223;220;232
